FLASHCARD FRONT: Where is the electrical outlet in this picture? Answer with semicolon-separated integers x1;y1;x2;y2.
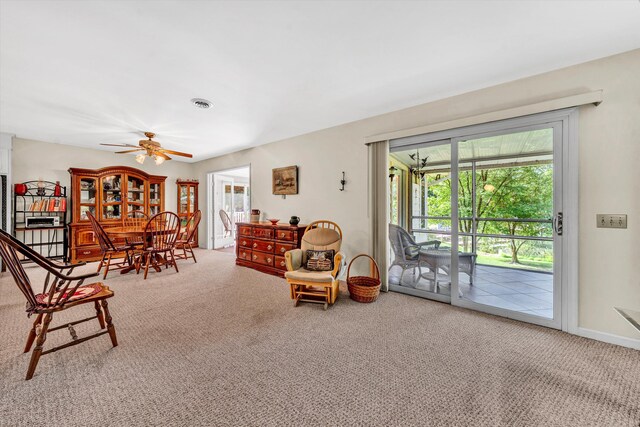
596;214;627;229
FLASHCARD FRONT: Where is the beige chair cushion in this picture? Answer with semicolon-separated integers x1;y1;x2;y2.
300;228;341;263
285;268;335;283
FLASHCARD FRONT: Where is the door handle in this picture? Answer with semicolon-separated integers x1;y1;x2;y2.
552;212;563;236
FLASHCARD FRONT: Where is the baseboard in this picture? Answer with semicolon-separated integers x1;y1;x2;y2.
575;327;640;350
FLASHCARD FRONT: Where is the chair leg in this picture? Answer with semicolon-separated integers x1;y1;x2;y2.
103;253;112;280
172;250;179;273
144;253;150;279
23;313;43;353
97;253;107;273
95;300;105;329
189;244;197;263
26;313;52;380
100;299;118;347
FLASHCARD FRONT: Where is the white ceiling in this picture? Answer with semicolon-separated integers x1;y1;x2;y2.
1;1;639;162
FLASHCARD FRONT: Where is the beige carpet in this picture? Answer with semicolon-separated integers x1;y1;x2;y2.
0;249;638;427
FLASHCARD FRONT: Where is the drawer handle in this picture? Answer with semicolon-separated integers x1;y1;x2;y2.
280;247;285;253
253;243;257;248
253;255;257;260
82;251;91;255
242;240;247;245
267;258;272;263
280;261;285;267
267;245;272;250
280;233;285;237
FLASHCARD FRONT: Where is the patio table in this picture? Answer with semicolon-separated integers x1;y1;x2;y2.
419;249;476;290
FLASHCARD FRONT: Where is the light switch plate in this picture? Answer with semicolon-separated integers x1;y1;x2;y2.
596;214;627;229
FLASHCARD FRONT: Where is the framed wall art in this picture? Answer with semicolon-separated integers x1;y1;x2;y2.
272;166;298;195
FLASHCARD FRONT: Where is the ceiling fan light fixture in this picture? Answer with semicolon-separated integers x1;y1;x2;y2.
135;153;146;164
154;155;165;165
190;98;212;109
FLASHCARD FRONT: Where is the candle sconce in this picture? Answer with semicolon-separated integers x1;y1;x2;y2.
339;171;346;191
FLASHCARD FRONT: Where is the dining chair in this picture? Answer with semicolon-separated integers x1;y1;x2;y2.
87;211;133;279
124;210;149;247
135;211;181;279
0;229;118;380
175;210;201;263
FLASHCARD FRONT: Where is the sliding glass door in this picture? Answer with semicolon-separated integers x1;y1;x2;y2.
389;114;565;329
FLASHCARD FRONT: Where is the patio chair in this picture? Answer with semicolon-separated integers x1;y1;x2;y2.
219;209;233;238
388;224;440;284
0;229;118;380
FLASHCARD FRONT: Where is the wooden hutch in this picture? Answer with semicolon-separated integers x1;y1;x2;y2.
235;221;305;277
68;166;166;263
176;179;199;245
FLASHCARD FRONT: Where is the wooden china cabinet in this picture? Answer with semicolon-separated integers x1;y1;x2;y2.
176;180;198;245
68;166;166;263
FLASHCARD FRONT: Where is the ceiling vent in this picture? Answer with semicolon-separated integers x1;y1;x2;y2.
190;98;212;109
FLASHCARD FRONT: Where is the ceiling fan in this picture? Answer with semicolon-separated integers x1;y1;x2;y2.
100;132;193;165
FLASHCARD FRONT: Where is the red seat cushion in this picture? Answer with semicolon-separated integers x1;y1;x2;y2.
35;283;103;305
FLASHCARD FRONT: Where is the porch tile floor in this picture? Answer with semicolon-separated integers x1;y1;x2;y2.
390;264;553;319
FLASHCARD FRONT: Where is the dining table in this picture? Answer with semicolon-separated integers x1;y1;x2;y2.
105;226;148;274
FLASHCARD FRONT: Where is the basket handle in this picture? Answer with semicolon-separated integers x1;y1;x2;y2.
346;254;380;281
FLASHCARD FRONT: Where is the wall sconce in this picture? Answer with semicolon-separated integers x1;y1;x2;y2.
339;171;346;191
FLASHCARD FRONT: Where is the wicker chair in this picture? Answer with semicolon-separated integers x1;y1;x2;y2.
284;220;345;310
219;209;233;238
175;210;201;263
87;211;133;279
0;229;117;380
134;211;181;279
388;224;440;284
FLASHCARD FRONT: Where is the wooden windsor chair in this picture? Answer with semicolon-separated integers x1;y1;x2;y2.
87;211;133;279
0;229;118;380
175;210;201;263
134;211;181;279
124;210;149;247
219;209;232;238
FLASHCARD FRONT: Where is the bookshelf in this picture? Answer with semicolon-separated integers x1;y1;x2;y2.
13;180;68;261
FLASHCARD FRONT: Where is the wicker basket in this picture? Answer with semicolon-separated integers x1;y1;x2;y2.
347;254;381;303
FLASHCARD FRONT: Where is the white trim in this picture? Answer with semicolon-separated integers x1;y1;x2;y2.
564;109;580;334
576;327;640;350
206;164;251;250
367;90;602;143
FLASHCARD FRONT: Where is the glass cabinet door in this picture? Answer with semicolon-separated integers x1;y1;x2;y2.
79;177;97;221
127;176;145;215
188;186;195;213
179;185;188;214
101;174;122;220
149;182;161;216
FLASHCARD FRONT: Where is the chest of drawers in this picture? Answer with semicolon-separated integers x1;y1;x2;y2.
235;222;305;277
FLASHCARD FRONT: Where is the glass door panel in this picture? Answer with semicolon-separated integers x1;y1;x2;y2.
451;126;560;328
388;142;452;302
179;185;188;214
79;177;96;221
127;176;145;215
101;174;122;220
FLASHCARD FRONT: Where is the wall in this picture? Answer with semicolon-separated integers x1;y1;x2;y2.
193;49;640;341
11;139;194;213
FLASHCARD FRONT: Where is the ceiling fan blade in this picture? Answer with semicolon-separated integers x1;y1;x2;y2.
159;149;193;158
115;149;144;154
156;152;172;160
100;143;139;148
